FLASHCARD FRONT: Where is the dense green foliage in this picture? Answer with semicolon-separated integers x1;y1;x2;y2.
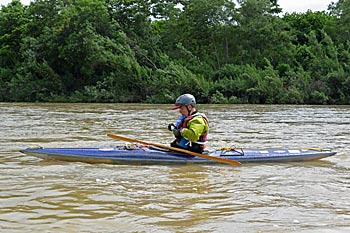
1;0;350;104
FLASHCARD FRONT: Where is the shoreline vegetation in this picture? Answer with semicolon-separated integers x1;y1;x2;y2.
1;0;350;104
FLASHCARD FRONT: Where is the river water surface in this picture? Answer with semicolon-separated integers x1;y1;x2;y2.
0;103;349;232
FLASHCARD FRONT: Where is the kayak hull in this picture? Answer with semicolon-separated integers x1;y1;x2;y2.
20;146;337;165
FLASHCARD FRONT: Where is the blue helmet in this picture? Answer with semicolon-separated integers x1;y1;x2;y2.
172;94;196;109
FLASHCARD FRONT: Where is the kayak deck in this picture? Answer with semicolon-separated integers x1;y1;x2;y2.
20;145;337;165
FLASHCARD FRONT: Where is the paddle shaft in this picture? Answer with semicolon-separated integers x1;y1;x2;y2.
107;134;241;166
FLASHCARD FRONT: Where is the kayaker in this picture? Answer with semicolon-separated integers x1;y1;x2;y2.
168;94;209;153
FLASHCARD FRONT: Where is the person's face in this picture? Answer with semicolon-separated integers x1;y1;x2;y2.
179;105;191;116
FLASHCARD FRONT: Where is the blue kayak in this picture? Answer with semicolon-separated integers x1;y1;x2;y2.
20;145;336;165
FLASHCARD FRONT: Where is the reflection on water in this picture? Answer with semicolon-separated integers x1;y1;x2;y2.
0;103;349;232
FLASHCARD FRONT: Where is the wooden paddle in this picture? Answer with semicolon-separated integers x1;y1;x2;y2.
107;133;241;166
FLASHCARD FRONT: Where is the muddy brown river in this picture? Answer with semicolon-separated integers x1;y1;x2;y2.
0;103;349;232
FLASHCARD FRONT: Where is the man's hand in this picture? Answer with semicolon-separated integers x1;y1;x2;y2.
168;123;176;131
173;129;182;138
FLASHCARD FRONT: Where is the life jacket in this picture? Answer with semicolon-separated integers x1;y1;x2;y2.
176;113;209;150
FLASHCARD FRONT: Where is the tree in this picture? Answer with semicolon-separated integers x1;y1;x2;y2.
283;11;335;45
235;0;294;67
329;0;350;44
0;0;27;68
0;0;28;100
158;0;238;69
